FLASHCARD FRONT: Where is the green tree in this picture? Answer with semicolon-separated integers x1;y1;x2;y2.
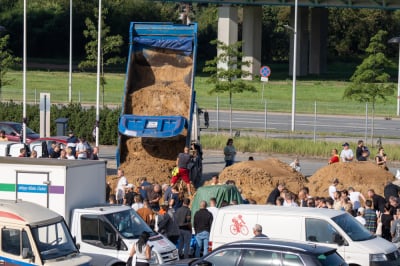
79;7;125;106
343;30;395;143
203;39;257;135
0;33;20;100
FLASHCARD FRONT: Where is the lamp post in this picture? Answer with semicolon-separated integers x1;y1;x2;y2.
388;36;400;116
283;0;298;131
68;0;72;103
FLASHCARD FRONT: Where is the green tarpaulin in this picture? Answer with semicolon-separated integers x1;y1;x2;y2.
191;184;243;223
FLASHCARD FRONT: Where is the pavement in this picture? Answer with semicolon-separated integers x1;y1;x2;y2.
98;145;400;179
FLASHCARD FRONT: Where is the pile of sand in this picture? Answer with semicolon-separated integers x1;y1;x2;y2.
214;159;395;204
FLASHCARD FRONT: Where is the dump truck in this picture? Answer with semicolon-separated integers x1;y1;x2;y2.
0;157;179;265
116;22;207;185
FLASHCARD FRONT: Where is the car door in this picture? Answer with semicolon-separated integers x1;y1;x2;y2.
240;249;281;266
197;248;243;266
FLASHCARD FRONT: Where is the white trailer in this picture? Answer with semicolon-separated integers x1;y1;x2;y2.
0;157;179;265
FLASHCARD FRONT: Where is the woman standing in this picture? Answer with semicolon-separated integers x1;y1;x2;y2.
128;231;152;266
223;138;236;167
375;147;388;170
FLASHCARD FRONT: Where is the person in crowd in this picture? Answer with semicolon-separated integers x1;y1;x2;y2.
66;147;76;159
375;147;388;170
49;144;61;158
381;203;393;241
168;185;183;211
90;146;99;160
108;194;117;204
333;191;343;210
298;187;311;207
75;137;88;160
348;187;366;213
384;181;400;202
328;148;340;164
367;189;386;213
326;197;334;209
157;202;180;245
30;150;38;158
328;178;339;200
58;148;67;159
283;192;298;207
289;158;301;172
124;184;136;206
223;138;236;167
391;209;400;247
18;148;27;157
340;142;354;162
189;149;202;188
170;146;192;196
139;177;151;201
66;130;78;157
176;198;192;259
162;184;172;203
143;184;162;212
356;139;369;161
106;182;111;203
266;183;285;205
388;196;400;216
207;197;219;230
306;198;316;208
276;196;284;206
132;194;144;211
0;130;8;141
364;199;377;234
317;197;328;208
355;207;366;225
209;175;222;185
194;200;213;258
137;200;154;228
115;168;128;204
128;231;152;266
252;224;268;238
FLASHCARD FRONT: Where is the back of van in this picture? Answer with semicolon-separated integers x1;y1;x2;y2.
209;205;400;266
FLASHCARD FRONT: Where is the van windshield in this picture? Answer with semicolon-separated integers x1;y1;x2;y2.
104;209;154;239
332;213;375;241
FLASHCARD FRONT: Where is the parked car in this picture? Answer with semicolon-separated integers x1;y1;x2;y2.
163;238;348;266
0;121;39;143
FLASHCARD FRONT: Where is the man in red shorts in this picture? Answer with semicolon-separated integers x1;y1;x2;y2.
171;146;192;195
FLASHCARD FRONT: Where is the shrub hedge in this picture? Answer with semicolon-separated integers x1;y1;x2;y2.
0;102;121;145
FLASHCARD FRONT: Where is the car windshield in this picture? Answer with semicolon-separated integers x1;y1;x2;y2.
317;250;348;266
12;123;36;135
31;220;78;261
332;213;375;241
104;209;154;239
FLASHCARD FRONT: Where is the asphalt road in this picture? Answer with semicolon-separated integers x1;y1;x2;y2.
207;110;400;140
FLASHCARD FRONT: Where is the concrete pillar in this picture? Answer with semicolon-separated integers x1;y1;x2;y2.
309;8;328;74
242;6;262;80
289;6;309;76
217;6;238;70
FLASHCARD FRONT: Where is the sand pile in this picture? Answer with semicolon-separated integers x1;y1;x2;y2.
307;161;395;198
217;158;308;204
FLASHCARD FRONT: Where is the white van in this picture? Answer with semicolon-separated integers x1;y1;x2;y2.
209;205;400;266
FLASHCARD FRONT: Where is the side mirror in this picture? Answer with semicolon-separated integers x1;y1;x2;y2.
204;111;209;128
333;233;345;246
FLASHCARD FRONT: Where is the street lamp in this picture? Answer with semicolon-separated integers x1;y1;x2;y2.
388;36;400;116
283;0;298;132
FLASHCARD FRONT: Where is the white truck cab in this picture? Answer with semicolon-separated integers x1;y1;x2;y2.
71;205;179;265
0;199;92;266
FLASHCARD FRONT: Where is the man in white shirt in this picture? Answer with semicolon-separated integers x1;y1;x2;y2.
116;169;128;204
340;142;354;162
348;186;366;211
328;178;339;200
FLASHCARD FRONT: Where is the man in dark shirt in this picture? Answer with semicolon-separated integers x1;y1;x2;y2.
144;184;162;211
384;181;400;202
367;189;386;213
171;146;192;195
266;183;285;205
175;198;192;259
123;184;136;206
193;200;213;258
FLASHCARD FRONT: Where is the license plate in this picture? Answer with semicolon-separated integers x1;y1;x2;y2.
147;121;158;128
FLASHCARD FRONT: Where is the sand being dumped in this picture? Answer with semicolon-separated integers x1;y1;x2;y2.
108;49;193;190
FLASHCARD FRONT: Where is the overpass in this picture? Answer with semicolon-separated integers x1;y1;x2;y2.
158;0;399;77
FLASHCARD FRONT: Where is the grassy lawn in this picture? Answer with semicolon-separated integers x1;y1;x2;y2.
2;69;397;116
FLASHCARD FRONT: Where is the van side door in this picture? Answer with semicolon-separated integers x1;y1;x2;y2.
305;218;346;257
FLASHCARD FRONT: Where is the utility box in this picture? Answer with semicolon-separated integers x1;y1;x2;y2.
55;117;68;136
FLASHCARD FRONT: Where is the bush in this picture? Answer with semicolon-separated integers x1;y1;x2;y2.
0;102;121;145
